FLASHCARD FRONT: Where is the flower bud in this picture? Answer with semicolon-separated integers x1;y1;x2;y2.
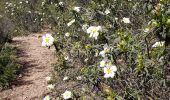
85;44;92;49
166;19;170;26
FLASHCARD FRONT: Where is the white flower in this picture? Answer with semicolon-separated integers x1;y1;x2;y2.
25;1;28;4
41;2;45;6
55;4;58;7
99;44;110;57
45;76;51;81
73;7;81;12
64;56;69;61
63;76;69;81
86;26;102;40
84;58;88;62
67;19;75;27
82;24;89;32
104;65;117;78
42;34;54;47
115;17;118;21
144;28;149;33
122;17;131;23
95;51;99;57
105;9;110;15
100;58;111;67
62;90;72;100
152;41;165;48
76;76;82;80
65;32;70;37
43;95;50;100
8;3;12;6
19;1;22;4
158;56;164;63
101;4;104;7
47;84;55;90
59;2;64;6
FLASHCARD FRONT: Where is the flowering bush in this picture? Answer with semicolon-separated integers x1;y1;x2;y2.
1;0;170;99
41;0;170;99
0;10;20;89
1;0;45;34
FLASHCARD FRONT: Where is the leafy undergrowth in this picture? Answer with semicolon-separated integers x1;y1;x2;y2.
0;11;20;90
41;0;170;100
0;0;170;99
0;43;20;89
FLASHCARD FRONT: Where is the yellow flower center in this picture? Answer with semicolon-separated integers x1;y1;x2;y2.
45;37;50;43
104;49;110;54
91;28;97;33
65;92;69;97
107;68;112;74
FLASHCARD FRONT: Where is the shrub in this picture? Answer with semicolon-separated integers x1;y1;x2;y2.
42;0;170;99
0;43;20;89
1;0;170;99
0;0;44;35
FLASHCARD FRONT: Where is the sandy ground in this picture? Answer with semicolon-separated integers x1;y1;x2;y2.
0;33;55;100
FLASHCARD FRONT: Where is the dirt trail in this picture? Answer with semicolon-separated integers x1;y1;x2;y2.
0;33;55;100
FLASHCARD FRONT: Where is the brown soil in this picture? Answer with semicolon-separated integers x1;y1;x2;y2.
0;33;55;100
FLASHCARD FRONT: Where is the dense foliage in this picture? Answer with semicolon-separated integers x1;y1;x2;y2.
1;0;170;99
48;0;170;99
0;1;20;89
0;43;20;89
0;18;20;89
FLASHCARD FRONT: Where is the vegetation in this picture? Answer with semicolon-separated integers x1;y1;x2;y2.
47;0;170;99
0;0;170;99
0;43;20;89
0;1;20;89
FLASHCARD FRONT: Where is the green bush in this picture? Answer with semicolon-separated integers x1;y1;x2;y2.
0;43;20;89
0;1;20;89
42;0;170;99
0;0;44;35
1;0;170;99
